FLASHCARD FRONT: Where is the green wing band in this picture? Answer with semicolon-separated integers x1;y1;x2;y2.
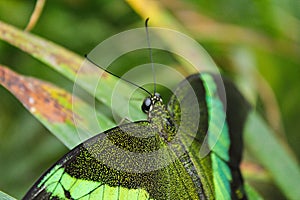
200;73;232;200
200;73;230;161
37;164;153;200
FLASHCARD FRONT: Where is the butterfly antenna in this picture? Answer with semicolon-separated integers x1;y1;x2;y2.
145;18;156;94
85;55;152;96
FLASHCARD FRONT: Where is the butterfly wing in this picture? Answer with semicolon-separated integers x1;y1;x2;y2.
167;73;250;199
23;121;205;200
23;122;155;200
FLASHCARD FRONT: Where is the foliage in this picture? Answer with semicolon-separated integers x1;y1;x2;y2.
0;0;299;199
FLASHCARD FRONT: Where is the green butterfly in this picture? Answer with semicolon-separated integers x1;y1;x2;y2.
23;72;251;200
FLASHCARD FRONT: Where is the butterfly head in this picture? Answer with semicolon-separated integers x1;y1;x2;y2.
141;92;163;114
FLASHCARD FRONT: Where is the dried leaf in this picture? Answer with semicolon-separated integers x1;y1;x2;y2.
0;65;115;148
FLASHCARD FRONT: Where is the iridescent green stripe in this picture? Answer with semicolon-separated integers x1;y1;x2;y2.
200;73;232;200
39;164;153;199
200;74;230;160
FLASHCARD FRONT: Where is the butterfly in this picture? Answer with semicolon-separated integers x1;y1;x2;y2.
23;70;251;199
23;18;253;199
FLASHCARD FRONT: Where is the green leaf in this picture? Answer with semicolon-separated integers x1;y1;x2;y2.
244;183;263;200
0;191;16;200
245;111;300;200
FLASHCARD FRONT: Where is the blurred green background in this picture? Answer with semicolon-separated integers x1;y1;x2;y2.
0;0;299;199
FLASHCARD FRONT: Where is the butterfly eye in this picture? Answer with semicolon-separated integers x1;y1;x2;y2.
142;97;152;113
